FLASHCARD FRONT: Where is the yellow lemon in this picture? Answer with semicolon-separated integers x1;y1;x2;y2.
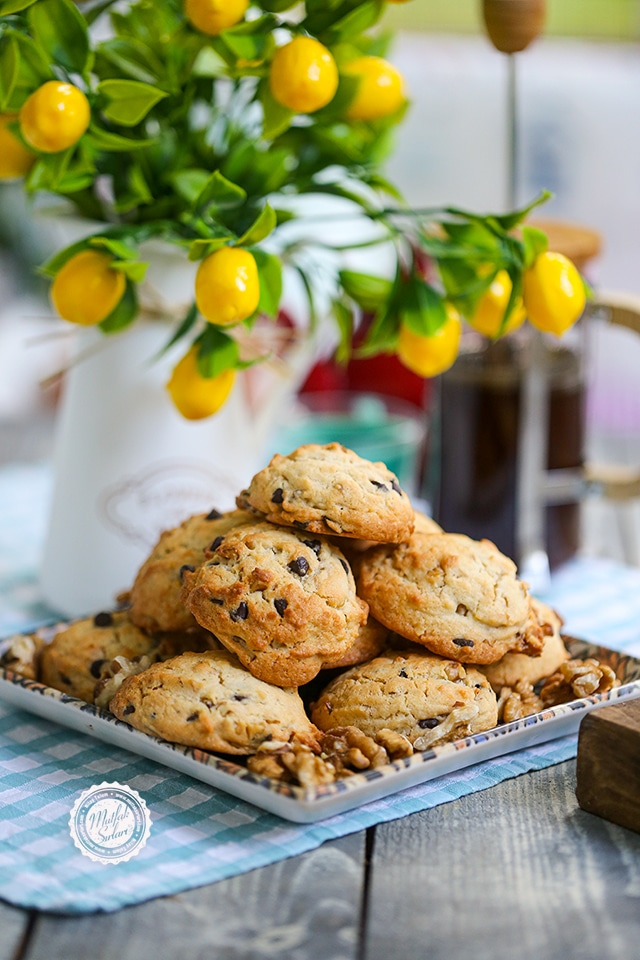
397;304;462;378
167;347;236;419
467;269;526;338
0;115;35;179
269;37;339;114
344;56;406;121
184;0;248;35
19;81;90;154
195;247;260;326
523;251;586;336
51;250;126;326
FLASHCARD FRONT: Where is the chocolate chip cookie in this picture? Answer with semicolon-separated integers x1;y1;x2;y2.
236;443;414;543
109;648;321;755
181;521;368;687
356;532;537;664
129;509;253;633
311;650;498;749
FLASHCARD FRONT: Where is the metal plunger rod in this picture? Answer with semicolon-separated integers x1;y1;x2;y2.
482;0;549;579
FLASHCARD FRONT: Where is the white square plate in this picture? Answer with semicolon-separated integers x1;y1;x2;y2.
1;628;639;823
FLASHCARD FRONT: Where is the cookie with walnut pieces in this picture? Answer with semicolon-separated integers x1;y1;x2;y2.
356;532;537;664
236;442;415;543
181;521;369;687
311;650;498;750
39;609;218;703
39;610;161;703
129;508;254;633
109;649;321;755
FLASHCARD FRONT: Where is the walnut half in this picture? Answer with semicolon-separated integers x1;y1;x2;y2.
539;658;619;705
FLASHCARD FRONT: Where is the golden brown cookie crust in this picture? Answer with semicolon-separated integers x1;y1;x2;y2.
356;532;533;664
129;509;253;633
108;649;320;755
311;650;498;748
477;598;569;689
237;443;415;543
181;521;368;687
321;615;389;670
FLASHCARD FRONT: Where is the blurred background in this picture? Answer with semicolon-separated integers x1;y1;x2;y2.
1;0;640;561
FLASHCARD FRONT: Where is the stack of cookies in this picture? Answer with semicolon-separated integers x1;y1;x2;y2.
2;442;618;787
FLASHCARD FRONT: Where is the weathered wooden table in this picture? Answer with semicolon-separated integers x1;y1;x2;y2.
1;759;639;960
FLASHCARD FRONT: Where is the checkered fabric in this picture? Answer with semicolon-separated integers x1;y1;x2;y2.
1;464;639;914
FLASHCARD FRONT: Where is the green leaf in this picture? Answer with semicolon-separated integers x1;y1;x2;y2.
356;304;398;356
110;260;148;283
0;36;18;112
439;219;500;250
112;163;153;213
400;278;448;337
99;282;138;333
491;190;552;230
89;236;139;260
86;124;156;152
195;170;247;213
259;80;293;140
196;326;240;378
221;30;270;63
252;248;282;317
191;46;229;78
339;270;392;311
153;303;199;360
24;146;73;192
9;31;54;86
94;38;165;86
27;0;90;75
521;225;549;268
236;203;277;246
98;79;168;126
273;208;296;225
187;237;234;261
418;233;486;262
330;0;385;38
294;265;317;330
332;298;353;364
0;0;38;14
171;169;210;206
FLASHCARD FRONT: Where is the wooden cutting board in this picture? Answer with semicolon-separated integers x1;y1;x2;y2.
576;697;640;834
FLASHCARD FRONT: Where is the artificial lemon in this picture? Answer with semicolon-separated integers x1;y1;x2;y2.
51;250;126;326
523;251;586;336
269;36;339;114
167;346;236;420
0;115;35;179
397;304;462;378
344;56;406;121
184;0;248;35
467;269;526;338
19;81;90;154
195;247;260;326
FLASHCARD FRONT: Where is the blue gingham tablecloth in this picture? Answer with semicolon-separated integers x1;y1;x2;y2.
1;463;640;915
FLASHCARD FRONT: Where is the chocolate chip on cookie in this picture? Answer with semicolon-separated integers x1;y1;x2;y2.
181;520;368;687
